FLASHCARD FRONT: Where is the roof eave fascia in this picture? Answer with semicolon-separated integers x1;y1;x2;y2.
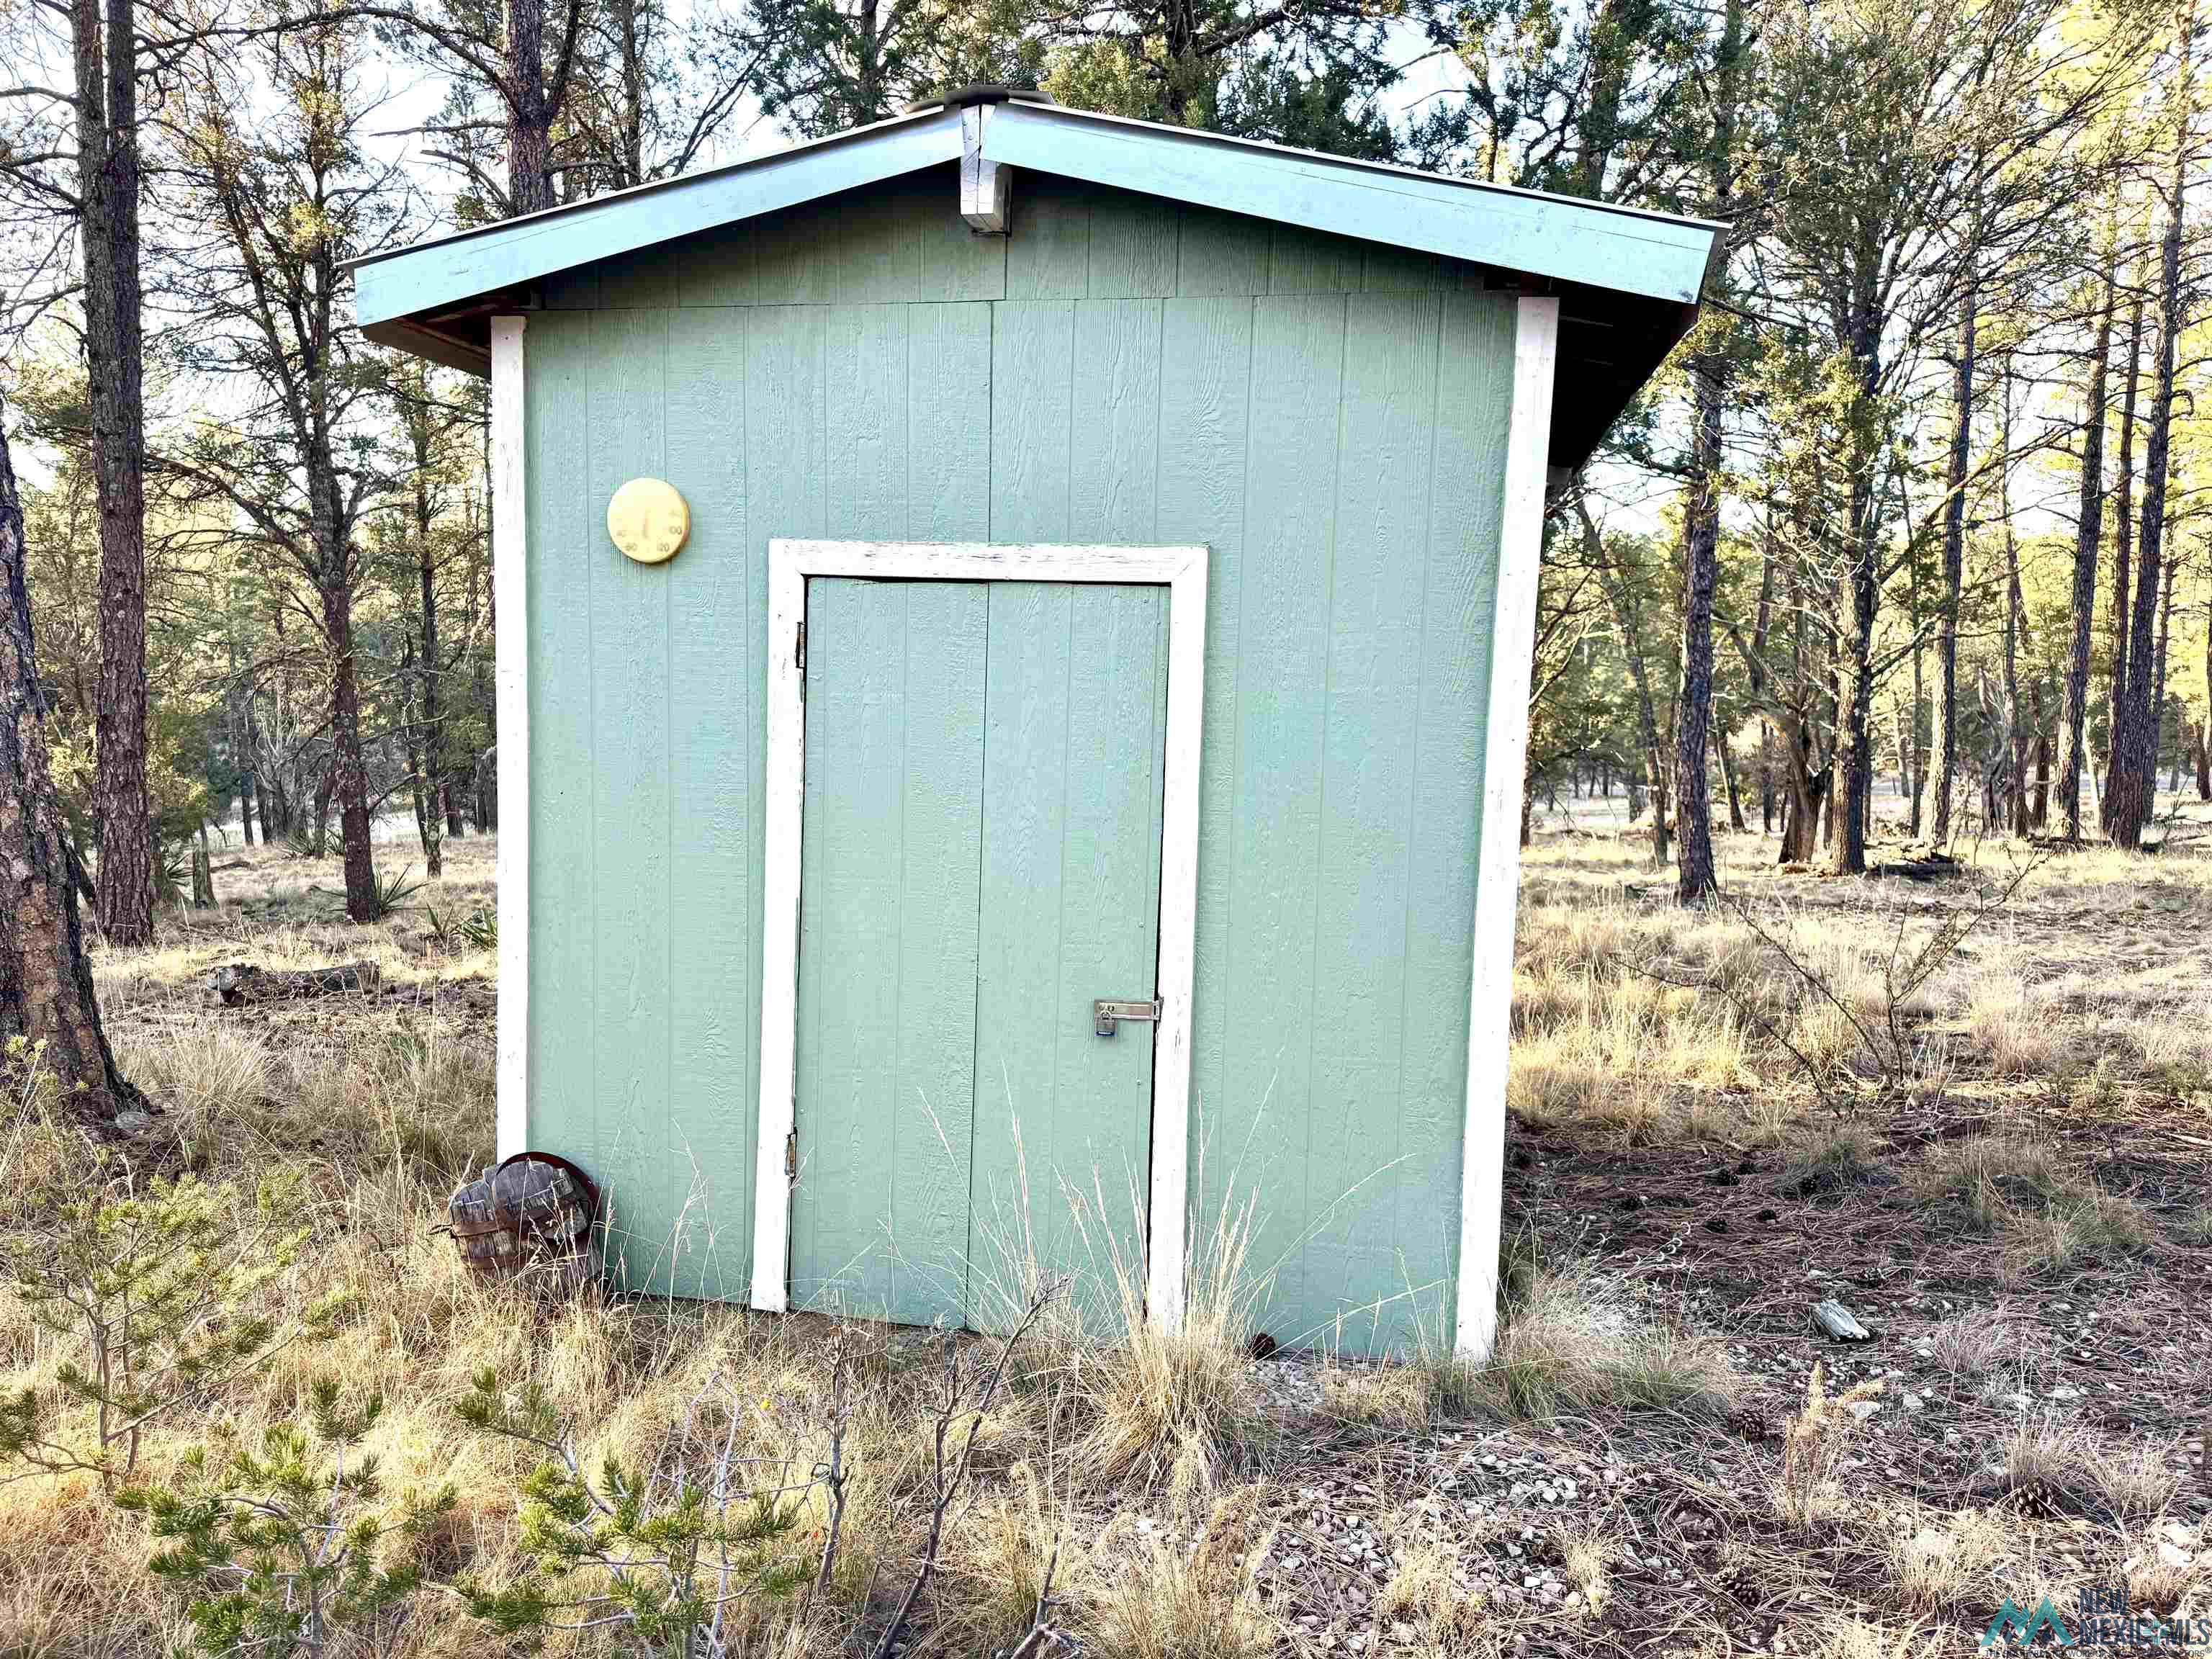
351;107;964;331
980;101;1719;308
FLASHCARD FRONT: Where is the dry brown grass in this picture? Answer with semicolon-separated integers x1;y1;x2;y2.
11;810;2212;1656
1;841;1303;1655
1375;1538;1484;1645
1083;1488;1277;1659
1923;1133;2149;1270
1474;1255;1738;1424
1917;1308;2020;1382
1884;1507;2009;1614
1995;1413;2180;1520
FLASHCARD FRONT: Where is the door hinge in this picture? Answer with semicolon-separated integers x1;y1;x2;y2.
784;1125;798;1180
796;621;806;675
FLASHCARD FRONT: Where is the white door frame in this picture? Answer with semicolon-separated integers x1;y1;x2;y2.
750;539;1210;1334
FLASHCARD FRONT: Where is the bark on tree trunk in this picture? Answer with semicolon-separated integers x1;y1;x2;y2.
1906;537;1925;836
413;428;444;879
1932;282;1976;847
507;0;557;215
2057;250;2116;840
1779;717;1826;864
2104;287;2144;831
2149;552;2176;815
0;405;149;1131
2110;29;2190;852
1834;553;1876;873
2201;601;2212;801
2030;695;2051;830
1671;0;1739;902
1760;721;1775;832
73;0;156;947
1999;375;2028;838
320;575;378;922
1718;727;1746;834
1673;345;1723;902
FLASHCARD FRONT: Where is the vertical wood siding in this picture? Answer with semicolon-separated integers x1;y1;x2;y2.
523;166;1516;1350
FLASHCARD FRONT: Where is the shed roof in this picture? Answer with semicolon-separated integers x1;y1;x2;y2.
350;98;1722;471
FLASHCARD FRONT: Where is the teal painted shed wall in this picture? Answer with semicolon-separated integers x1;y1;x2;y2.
521;164;1516;1352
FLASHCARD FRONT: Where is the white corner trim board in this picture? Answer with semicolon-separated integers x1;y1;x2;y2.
490;316;530;1163
1455;296;1560;1362
749;539;1211;1333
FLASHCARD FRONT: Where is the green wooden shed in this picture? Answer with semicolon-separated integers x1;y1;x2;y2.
352;90;1719;1357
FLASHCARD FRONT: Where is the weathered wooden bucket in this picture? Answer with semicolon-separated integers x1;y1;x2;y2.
448;1152;600;1292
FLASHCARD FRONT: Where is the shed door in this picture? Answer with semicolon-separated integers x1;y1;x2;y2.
790;576;1170;1328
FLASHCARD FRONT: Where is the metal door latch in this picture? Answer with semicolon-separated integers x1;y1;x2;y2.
1094;998;1162;1037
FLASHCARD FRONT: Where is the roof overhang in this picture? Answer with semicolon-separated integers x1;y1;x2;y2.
350;100;1720;472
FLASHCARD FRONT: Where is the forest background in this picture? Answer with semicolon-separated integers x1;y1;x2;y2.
4;0;2208;936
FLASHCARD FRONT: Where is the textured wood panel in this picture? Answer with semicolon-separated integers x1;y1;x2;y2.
989;302;1074;540
1221;292;1344;1340
907;304;993;538
1071;300;1163;543
791;579;986;1323
521;176;1519;1353
522;316;596;1180
826;307;909;538
584;308;673;1294
1156;297;1253;1249
1306;294;1440;1351
1403;293;1516;1331
971;583;1169;1330
662;306;754;1298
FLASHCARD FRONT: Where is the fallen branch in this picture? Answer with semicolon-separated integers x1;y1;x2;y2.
207;961;381;1006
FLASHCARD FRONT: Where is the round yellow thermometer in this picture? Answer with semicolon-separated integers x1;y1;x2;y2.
607;477;688;565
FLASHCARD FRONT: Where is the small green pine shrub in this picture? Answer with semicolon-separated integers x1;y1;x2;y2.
457;1368;811;1645
0;1167;346;1486
118;1380;455;1658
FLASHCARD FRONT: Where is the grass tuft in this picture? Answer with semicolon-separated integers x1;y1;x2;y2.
1474;1256;1737;1424
1084;1488;1278;1659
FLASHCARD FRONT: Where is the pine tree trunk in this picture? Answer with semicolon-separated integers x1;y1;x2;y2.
320;574;377;922
2057;250;2115;839
2201;603;2212;801
1674;346;1723;902
1760;720;1775;832
73;0;156;947
1718;727;1746;833
1999;377;2028;838
1931;282;1976;847
2110;26;2190;851
414;449;444;878
1834;563;1876;873
0;405;149;1132
507;0;558;214
1906;538;1926;836
1669;0;1739;902
2149;554;2176;815
2103;288;2144;831
1779;717;1825;864
2030;692;2051;829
